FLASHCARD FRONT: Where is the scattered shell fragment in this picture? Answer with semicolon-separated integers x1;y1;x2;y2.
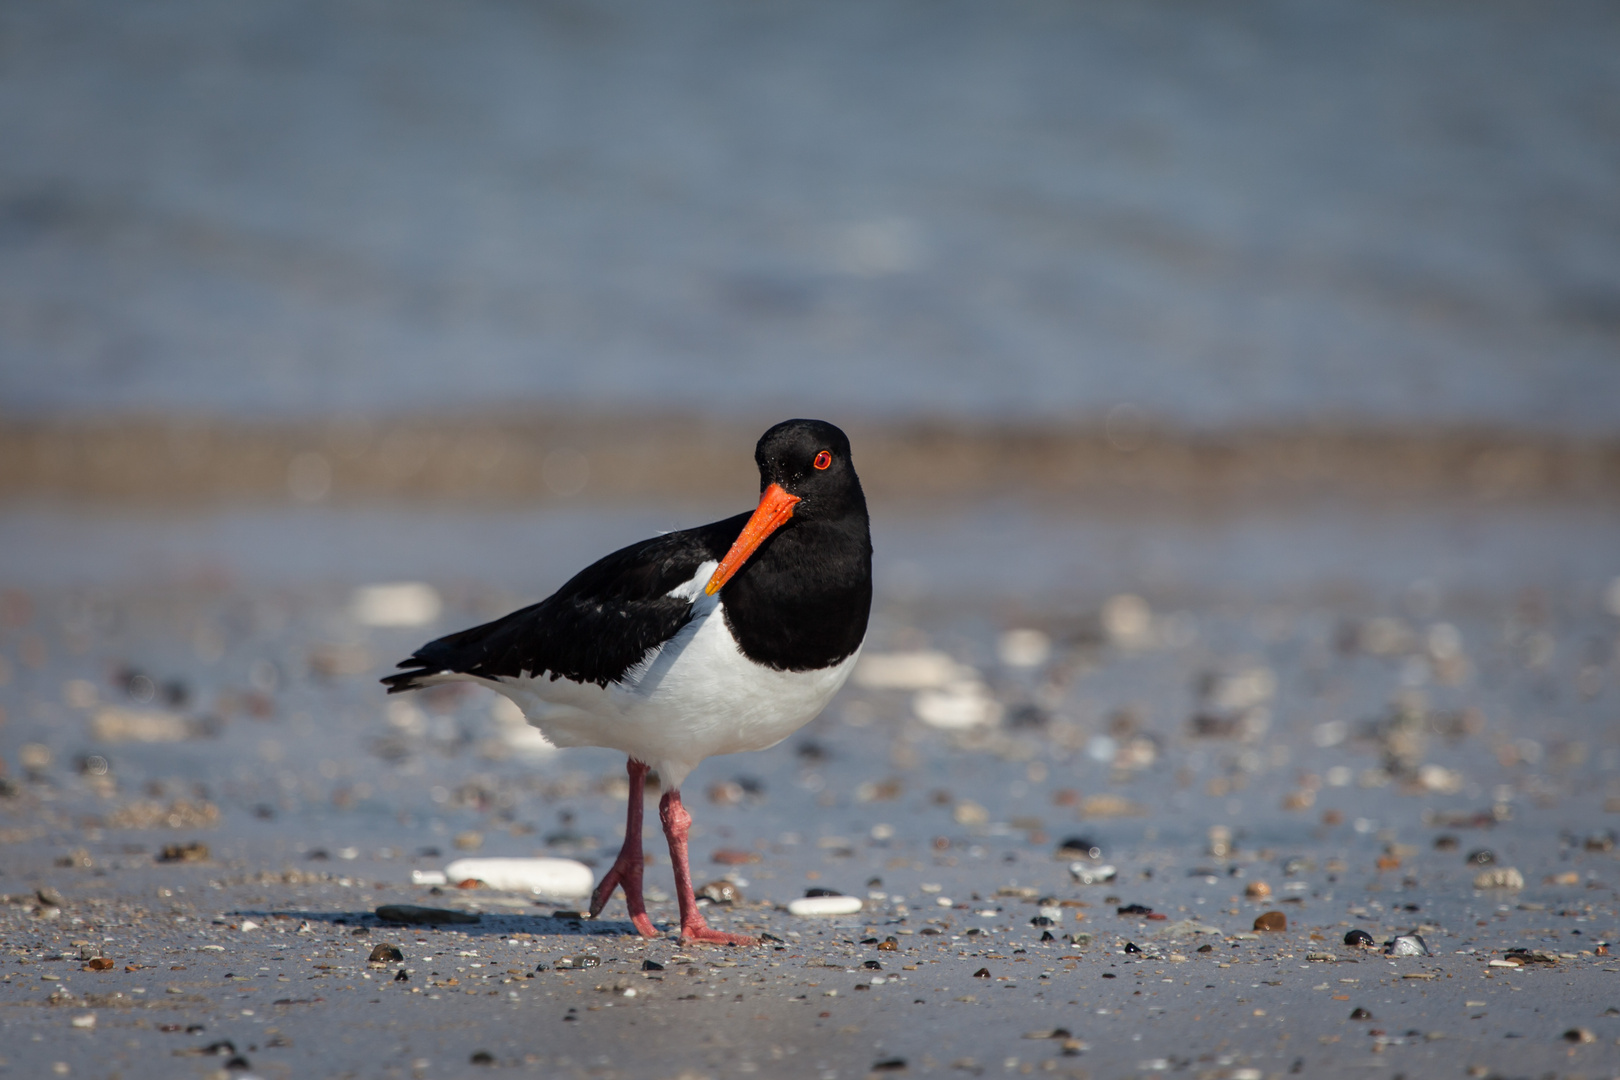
697;880;741;904
1384;934;1430;957
442;857;593;897
1069;863;1117;885
788;895;863;917
1472;867;1524;890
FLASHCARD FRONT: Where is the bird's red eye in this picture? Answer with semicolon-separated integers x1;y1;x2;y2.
813;450;832;470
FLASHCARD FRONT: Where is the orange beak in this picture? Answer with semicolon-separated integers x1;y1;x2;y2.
705;483;801;595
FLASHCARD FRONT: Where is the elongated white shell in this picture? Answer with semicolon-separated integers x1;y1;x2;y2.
444;857;594;897
787;895;864;916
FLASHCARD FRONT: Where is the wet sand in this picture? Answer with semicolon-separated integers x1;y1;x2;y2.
1;495;1617;1078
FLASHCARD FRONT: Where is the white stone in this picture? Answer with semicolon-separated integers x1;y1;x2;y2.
411;869;448;886
853;650;967;690
912;682;1000;729
787;895;864;917
997;629;1051;668
350;582;442;628
443;857;593;897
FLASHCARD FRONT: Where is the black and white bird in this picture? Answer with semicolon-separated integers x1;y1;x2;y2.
382;419;871;945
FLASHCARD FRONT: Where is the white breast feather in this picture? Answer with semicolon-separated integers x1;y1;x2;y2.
487;559;860;789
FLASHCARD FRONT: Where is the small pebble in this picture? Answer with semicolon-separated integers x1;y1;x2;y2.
1344;929;1375;947
1563;1028;1596;1044
1253;911;1286;932
697;880;741;904
1244;882;1271;900
157;842;209;864
1472;867;1524;890
1350;1008;1372;1020
1465;849;1495;866
788;895;863;917
1056;837;1103;860
70;1014;95;1029
367;943;404;963
640;959;664;972
1384;934;1430;957
1069;863;1117;885
1123;941;1142;954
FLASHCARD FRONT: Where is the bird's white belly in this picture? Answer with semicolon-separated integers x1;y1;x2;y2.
493;602;859;790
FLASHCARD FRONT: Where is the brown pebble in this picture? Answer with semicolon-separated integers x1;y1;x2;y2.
367;943;404;963
1253;911;1287;932
710;849;761;865
1244;882;1271;900
1563;1028;1596;1044
83;957;115;971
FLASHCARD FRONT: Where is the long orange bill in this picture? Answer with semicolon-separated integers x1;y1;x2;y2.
705;483;801;595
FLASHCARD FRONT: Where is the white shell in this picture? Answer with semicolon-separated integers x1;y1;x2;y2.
444;857;594;897
787;895;864;917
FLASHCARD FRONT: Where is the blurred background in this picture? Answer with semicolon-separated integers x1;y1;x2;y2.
0;0;1615;624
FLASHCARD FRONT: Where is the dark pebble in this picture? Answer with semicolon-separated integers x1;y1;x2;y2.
367;943;404;963
225;1056;251;1071
871;1059;907;1072
1465;849;1495;866
1350;1008;1372;1020
1123;941;1142;954
973;967;990;978
641;959;664;971
1040;931;1056;942
157;842;209;864
1117;903;1152;916
349;927;371;937
375;904;479;925
863;960;882;970
1101;973;1116;979
804;887;843;898
1057;837;1103;860
1030;916;1054;926
1433;835;1459;851
1196;944;1213;953
393;970;409;982
470;1051;496;1065
1344;929;1376;947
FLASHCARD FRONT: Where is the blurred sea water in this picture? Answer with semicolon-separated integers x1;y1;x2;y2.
1;0;1618;430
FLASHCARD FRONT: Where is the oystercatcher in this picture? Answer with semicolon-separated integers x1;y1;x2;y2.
382;419;872;945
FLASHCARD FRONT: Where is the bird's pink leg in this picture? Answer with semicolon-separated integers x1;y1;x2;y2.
588;759;658;938
659;787;758;946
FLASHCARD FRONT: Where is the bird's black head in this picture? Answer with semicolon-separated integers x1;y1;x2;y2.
754;418;864;520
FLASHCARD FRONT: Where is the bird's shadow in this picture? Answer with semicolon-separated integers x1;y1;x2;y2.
229;907;653;942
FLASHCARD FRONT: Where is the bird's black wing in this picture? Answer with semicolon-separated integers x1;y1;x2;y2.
381;513;748;692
